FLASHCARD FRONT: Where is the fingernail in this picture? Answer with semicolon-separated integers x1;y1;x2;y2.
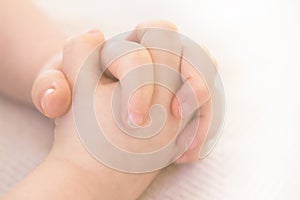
128;112;145;126
41;88;55;112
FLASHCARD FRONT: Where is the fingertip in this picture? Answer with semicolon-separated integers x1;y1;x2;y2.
128;111;146;127
175;153;199;164
128;100;148;126
42;84;71;118
32;70;71;118
175;155;189;164
127;85;153;126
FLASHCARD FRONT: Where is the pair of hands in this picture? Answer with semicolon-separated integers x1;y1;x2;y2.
31;20;212;170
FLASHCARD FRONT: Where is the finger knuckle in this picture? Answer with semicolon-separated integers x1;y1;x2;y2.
136;20;178;32
63;32;104;54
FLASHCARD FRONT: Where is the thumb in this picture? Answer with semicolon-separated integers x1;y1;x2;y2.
31;30;104;118
31;68;71;118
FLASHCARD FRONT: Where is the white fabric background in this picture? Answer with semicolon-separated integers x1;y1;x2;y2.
1;0;300;199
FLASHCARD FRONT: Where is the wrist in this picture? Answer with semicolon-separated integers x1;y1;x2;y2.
42;154;99;199
47;133;159;200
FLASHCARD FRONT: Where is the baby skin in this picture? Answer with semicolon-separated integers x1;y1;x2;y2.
2;20;213;200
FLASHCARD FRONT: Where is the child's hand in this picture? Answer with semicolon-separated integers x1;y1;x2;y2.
46;29;181;199
125;21;213;163
31;20;215;163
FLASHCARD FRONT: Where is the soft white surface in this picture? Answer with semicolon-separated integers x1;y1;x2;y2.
1;0;300;199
